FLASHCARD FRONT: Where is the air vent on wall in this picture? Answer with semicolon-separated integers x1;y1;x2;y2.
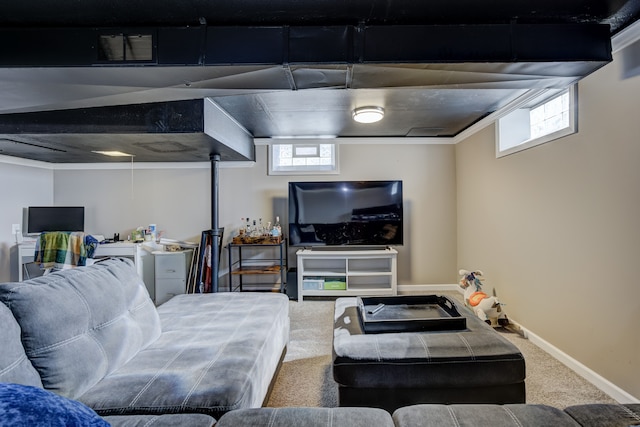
98;33;153;62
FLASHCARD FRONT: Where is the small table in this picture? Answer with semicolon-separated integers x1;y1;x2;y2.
227;239;287;292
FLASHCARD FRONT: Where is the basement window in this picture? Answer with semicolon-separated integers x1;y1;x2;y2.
496;85;577;157
269;143;339;175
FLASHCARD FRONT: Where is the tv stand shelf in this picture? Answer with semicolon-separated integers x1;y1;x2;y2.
296;247;397;302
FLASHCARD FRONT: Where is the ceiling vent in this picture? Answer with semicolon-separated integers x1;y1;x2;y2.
97;33;154;62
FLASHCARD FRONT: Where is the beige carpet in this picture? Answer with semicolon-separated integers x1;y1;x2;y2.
266;296;616;409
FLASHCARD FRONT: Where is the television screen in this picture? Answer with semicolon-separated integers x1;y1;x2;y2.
27;206;85;234
288;181;403;246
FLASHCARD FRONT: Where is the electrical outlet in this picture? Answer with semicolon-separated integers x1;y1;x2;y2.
11;223;20;235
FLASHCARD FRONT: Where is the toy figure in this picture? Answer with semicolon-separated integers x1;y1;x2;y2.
458;269;509;327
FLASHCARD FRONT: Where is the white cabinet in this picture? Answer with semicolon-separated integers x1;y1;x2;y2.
154;250;192;305
296;248;397;301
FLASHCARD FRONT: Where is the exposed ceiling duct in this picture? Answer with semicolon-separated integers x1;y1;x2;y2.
0;0;637;163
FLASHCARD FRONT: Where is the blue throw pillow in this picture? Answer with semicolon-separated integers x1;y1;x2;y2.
0;383;110;427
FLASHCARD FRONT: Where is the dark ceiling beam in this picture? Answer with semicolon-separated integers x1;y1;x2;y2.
0;100;204;134
0;0;634;31
203;98;254;161
0;23;612;68
0;99;256;162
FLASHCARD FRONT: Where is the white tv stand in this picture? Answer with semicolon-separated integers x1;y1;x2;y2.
296;247;397;302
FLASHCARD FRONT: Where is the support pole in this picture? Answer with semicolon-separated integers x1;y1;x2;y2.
210;153;221;293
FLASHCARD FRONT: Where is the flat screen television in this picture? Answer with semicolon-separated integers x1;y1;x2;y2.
27;206;85;235
288;180;403;247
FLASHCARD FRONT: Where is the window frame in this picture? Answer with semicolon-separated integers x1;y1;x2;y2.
496;85;577;158
268;142;340;176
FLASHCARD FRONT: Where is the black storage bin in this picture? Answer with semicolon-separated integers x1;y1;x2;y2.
286;268;298;300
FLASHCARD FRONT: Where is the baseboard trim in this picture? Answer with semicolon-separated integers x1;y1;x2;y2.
397;284;639;403
510;319;640;404
397;284;462;293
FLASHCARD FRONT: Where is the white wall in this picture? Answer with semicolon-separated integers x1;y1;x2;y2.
48;143;457;285
53;165;213;243
456;48;640;400
0;158;53;281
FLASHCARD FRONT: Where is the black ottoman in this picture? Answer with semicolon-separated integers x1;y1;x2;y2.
332;297;526;412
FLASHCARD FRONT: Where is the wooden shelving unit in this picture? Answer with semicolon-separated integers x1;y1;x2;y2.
227;239;287;292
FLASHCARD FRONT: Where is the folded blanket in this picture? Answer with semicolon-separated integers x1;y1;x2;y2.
34;232;99;270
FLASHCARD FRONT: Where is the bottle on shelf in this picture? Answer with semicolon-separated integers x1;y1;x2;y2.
274;216;282;236
239;218;246;237
271;216;282;239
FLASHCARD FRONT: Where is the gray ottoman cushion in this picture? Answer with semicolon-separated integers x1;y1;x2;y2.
0;258;160;398
564;404;640;427
0;302;43;387
393;404;581;427
216;407;394;427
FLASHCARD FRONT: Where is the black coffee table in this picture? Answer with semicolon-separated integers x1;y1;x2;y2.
333;296;526;412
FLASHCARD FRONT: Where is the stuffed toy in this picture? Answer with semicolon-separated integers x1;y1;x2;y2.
458;269;509;327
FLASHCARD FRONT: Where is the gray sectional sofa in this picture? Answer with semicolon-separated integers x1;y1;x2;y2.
214;404;640;426
0;257;290;426
2;257;638;426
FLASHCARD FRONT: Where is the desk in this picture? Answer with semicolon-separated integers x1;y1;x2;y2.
16;241;145;282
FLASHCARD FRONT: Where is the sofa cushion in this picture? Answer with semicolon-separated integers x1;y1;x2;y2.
103;414;215;427
0;382;109;427
78;292;290;419
564;404;640;427
392;404;582;427
0;382;215;427
0;258;161;399
0;303;42;387
216;407;394;427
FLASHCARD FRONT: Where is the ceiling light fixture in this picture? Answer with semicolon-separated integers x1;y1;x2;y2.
352;106;384;124
92;150;134;157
